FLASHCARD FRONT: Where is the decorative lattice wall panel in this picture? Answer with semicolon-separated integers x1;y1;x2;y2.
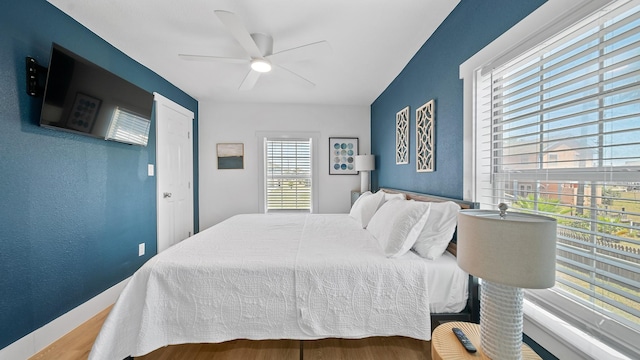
416;100;434;172
396;106;409;164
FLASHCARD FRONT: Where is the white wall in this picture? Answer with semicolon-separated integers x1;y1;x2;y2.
199;101;370;229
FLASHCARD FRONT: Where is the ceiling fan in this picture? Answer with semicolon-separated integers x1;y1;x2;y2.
179;10;331;91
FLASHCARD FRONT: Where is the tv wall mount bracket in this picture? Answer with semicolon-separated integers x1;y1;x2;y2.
26;57;47;97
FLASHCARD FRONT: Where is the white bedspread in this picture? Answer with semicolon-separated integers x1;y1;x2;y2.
89;214;466;359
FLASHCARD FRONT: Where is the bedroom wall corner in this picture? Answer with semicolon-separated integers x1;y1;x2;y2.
370;0;546;199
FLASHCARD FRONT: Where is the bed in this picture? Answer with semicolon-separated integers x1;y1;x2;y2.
89;188;478;360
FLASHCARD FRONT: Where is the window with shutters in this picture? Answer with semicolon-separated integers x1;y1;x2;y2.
265;138;312;211
471;0;640;355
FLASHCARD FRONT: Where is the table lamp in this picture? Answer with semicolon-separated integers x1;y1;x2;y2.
457;204;557;359
355;154;375;192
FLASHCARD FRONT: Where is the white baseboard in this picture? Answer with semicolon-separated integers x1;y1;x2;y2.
0;278;129;360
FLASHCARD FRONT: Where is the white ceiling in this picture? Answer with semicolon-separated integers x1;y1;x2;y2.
46;0;459;105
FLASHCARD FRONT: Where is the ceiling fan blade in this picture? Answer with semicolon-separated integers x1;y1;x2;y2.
267;40;331;64
214;10;263;59
178;54;249;63
275;65;315;87
238;70;261;91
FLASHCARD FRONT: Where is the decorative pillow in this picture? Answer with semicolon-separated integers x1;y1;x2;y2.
367;200;431;258
349;190;385;228
412;201;461;259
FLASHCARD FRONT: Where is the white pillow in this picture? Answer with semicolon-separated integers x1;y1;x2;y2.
412;201;461;259
350;191;372;211
367;200;431;258
381;191;406;203
349;190;385;228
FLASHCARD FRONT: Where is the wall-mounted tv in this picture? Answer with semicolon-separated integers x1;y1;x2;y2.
39;43;153;146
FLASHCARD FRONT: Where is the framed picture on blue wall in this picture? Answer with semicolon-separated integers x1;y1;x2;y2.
329;137;358;175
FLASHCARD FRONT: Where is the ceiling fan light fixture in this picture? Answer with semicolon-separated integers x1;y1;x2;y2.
251;58;272;73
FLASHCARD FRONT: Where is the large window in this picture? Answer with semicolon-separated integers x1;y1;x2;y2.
265;138;312;211
473;0;640;356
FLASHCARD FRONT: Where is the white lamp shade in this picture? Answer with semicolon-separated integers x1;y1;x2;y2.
457;209;557;289
355;155;375;172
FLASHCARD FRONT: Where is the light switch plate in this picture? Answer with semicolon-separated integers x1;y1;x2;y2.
148;164;154;176
139;243;145;256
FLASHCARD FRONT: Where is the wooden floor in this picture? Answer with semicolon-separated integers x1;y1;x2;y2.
30;307;432;360
30;307;112;360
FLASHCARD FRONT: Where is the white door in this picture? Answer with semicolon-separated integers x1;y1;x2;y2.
154;93;194;253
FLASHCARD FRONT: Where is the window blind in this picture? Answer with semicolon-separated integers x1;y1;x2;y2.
265;139;312;211
475;0;640;355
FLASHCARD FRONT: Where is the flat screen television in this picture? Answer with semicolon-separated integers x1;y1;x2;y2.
40;43;153;146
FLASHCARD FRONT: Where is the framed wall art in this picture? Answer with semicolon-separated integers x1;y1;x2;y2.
329;137;358;175
217;143;244;169
396;106;409;164
416;99;435;172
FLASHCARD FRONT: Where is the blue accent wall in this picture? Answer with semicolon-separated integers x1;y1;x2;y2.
371;1;560;358
0;0;198;349
371;0;546;199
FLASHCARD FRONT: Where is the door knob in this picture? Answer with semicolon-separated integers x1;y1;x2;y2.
163;192;172;198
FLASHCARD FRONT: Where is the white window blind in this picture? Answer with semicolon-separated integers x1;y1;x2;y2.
265;139;312;211
475;0;640;355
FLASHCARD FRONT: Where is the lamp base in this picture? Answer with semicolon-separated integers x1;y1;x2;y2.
480;281;524;360
360;171;370;193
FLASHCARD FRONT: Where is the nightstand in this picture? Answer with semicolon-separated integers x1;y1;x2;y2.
431;322;541;360
350;191;362;206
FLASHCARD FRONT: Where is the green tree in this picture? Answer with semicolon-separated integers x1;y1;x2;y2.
514;194;571;215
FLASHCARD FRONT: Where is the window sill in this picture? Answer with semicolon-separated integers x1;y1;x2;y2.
523;300;630;360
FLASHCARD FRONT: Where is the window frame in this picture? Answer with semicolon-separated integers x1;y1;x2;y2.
460;0;639;358
264;138;313;212
256;131;320;214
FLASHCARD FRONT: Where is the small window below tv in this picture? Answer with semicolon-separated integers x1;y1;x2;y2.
39;43;153;146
